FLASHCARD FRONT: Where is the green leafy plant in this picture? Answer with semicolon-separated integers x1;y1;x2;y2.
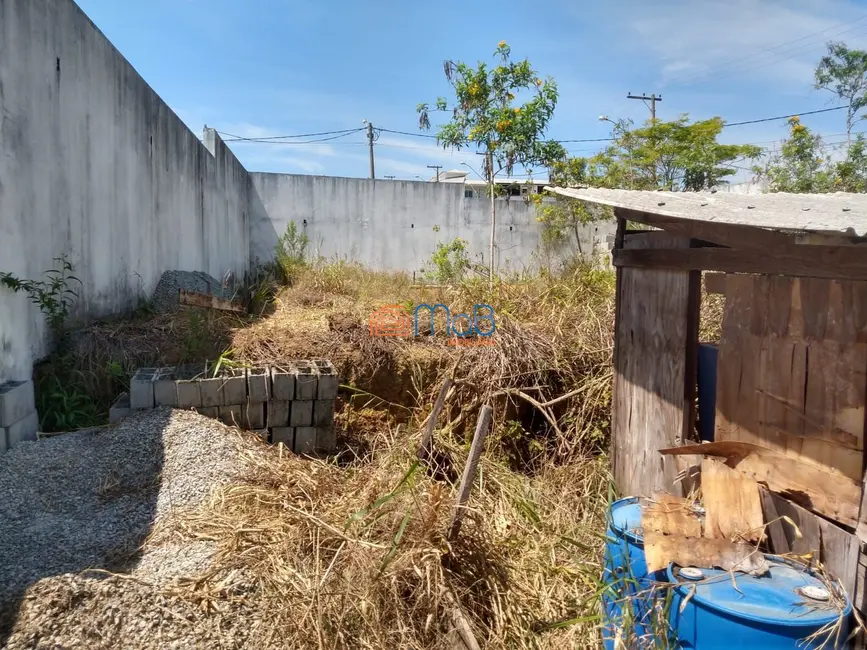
759;117;838;193
424;238;471;283
36;369;102;431
0;255;81;341
274;221;310;284
568;115;762;191
815;41;867;154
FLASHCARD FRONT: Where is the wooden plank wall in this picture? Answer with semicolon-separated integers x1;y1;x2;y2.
612;232;699;497
715;274;867;484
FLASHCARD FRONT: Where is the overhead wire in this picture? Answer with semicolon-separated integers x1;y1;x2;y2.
666;15;867;86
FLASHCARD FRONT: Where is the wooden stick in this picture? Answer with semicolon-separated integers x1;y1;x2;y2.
417;376;453;459
443;587;482;650
449;405;493;540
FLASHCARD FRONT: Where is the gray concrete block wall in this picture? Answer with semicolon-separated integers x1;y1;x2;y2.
0;380;38;450
114;361;338;454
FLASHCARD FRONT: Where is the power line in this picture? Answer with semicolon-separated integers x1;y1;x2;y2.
724;105;847;127
691;22;867;86
220;130;365;145
219;127;364;142
667;16;867;86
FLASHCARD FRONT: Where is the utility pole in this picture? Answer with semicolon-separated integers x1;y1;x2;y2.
426;164;443;182
486;150;495;282
626;92;662;122
364;120;375;179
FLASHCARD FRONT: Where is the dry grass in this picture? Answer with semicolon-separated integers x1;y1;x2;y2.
55;259;628;646
154;410;610;649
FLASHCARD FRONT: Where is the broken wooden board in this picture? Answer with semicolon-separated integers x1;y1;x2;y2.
179;289;244;313
643;531;769;575
701;458;764;543
760;489;860;603
660;440;860;527
714;275;867;485
641;494;702;538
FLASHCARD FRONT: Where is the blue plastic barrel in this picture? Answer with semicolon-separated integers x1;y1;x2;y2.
602;498;670;649
697;343;718;442
667;556;851;649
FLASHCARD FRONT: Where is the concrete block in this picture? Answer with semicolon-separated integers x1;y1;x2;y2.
316;425;336;452
290;400;313;427
109;393;131;424
294;361;318;400
129;368;158;410
218;405;242;427
272;427;294;447
267;400;290;428
196;406;219;418
243;402;265;429
294;427;317;454
7;411;38;448
313;400;334;427
199;376;222;407
220;369;247;406
270;364;296;401
247;367;271;403
176;381;201;408
0;380;36;427
313;360;338;399
175;364;205;408
153;368;179;407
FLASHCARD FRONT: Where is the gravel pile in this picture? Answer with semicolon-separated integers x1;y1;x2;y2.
151;270;236;313
0;408;249;649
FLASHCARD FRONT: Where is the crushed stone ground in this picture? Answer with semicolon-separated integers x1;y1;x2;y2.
0;408;252;649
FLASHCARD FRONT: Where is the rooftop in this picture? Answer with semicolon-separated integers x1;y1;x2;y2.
545;187;867;237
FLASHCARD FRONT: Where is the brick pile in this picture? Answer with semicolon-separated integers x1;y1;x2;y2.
115;360;338;454
0;380;38;452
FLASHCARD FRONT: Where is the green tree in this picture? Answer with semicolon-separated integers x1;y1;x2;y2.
417;42;565;279
417;41;566;175
583;116;761;191
815;42;867;153
835;134;867;191
761;117;837;193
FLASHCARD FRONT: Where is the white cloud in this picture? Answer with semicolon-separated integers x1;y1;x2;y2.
621;0;867;89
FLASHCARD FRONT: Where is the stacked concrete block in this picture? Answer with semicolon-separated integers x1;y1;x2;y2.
130;368;159;410
109;393;131;423
122;360;339;455
0;380;38;450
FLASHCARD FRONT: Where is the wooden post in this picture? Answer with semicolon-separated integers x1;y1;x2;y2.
448;405;493;540
417;377;452;460
612;215;697;498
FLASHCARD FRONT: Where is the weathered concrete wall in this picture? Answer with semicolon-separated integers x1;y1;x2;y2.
249;173;615;273
0;0;250;382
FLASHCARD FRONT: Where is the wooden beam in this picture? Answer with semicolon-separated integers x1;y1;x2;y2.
613;246;867;281
179;289;244;312
615;207;796;251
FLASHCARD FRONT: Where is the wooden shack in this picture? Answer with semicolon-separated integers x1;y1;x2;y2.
549;186;867;633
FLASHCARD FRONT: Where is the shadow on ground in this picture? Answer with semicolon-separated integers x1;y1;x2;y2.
0;409;169;645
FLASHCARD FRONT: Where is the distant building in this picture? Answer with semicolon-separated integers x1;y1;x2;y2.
430;169;549;198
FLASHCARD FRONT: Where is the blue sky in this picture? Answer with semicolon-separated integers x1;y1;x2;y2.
76;0;867;181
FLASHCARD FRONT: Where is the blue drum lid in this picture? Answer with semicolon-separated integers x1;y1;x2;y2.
608;497;643;542
667;556;851;626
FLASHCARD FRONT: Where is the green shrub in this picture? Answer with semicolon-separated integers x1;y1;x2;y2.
274;221;310;284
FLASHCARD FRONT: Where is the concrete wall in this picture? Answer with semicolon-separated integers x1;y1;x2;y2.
250;173;615;274
0;0;250;382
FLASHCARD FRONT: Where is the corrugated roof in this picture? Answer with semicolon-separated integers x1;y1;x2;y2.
544;187;867;237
